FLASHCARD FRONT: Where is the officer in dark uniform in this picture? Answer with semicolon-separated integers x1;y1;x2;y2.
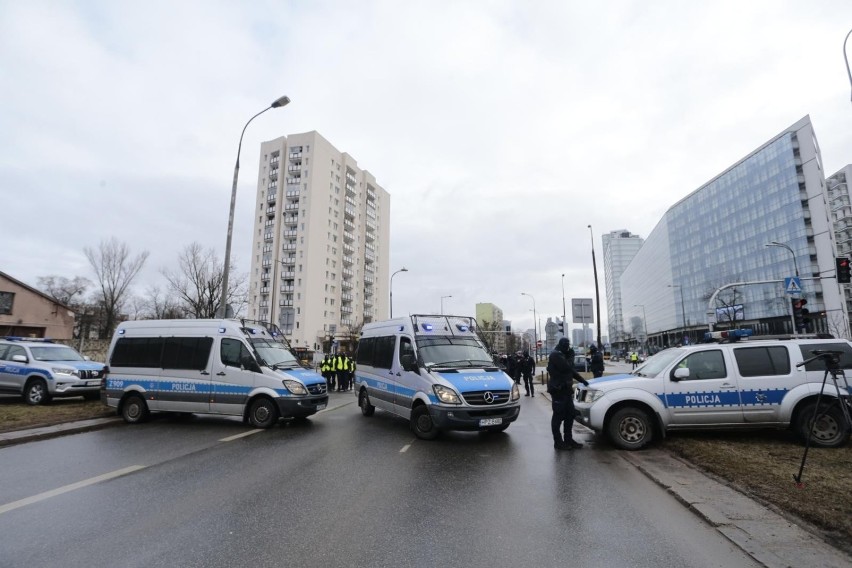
547;338;589;450
588;344;605;378
519;351;536;396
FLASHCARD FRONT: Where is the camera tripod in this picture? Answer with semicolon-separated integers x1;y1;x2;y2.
793;350;852;486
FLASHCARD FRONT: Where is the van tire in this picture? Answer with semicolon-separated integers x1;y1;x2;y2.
248;397;279;429
121;394;149;424
23;379;50;405
359;389;375;417
795;401;849;448
411;405;439;440
607;407;654;450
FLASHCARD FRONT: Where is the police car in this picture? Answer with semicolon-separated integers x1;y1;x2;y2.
574;331;852;450
0;338;106;405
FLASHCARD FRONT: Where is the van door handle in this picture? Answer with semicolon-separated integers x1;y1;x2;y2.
217;372;226;376
720;382;735;389
200;371;210;376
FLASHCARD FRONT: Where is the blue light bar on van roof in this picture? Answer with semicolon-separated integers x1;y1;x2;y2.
117;329;125;335
456;324;469;332
421;323;434;332
218;328;226;333
399;325;405;332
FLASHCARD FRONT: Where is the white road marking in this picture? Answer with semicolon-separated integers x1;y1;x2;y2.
0;465;146;516
400;443;412;453
219;429;264;442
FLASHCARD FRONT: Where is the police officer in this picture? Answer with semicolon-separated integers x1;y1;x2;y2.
321;354;335;391
335;351;350;391
588;344;605;378
519;351;536;396
547;338;588;450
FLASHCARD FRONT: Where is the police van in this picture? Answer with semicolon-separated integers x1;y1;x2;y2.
103;319;328;428
573;331;852;450
354;314;521;439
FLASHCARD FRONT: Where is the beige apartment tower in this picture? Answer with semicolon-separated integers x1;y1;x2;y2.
247;131;391;352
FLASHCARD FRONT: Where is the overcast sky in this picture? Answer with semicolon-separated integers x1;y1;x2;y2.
2;0;852;337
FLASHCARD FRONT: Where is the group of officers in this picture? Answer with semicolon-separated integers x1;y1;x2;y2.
319;352;355;392
499;351;538;396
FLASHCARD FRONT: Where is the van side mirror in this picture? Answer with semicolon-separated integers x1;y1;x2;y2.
400;353;418;373
672;367;690;382
11;354;27;363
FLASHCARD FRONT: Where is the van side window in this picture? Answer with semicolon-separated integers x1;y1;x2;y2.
734;346;790;377
4;345;26;361
356;337;375;366
798;342;852;371
399;337;414;364
162;337;213;371
675;350;726;380
373;336;395;369
221;338;251;368
110;337;164;367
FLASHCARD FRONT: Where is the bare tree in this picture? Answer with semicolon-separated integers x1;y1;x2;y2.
162;242;247;319
84;238;149;337
477;319;502;353
37;275;92;306
825;310;850;339
134;285;184;319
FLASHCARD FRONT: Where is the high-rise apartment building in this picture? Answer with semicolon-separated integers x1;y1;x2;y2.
619;116;848;346
247;131;390;351
602;230;644;351
475;302;505;354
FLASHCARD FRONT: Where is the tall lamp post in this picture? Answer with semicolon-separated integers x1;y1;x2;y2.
667;284;687;337
587;225;602;349
521;292;537;359
561;273;567;338
390;267;408;318
440;295;452;315
766;241;800;334
218;95;291;318
844;27;852;104
634;304;648;355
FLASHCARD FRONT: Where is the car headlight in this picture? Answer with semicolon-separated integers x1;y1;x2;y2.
52;367;79;377
282;379;307;395
583;389;606;403
432;384;461;404
511;382;520;401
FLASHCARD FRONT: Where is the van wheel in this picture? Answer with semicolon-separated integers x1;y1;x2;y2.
121;394;149;424
607;407;654;450
359;389;375;417
411;405;439;440
248;398;279;429
796;401;849;448
24;379;51;405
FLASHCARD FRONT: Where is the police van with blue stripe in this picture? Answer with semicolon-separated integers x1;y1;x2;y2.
574;331;852;450
104;319;328;428
354;314;521;439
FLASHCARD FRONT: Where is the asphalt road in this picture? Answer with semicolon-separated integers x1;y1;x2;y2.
0;389;759;568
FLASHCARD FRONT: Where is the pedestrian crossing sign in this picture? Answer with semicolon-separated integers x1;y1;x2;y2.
784;277;802;295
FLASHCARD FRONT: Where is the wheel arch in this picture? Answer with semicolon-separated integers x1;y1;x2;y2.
790;393;843;427
603;399;664;440
243;392;277;422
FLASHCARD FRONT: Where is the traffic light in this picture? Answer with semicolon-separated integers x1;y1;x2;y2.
837;257;852;284
792;298;808;331
557;321;564;334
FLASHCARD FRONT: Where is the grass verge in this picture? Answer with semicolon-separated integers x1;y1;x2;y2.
661;430;852;548
0;396;114;432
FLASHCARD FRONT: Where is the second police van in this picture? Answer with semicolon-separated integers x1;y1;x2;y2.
354;314;521;439
103;319;328;428
573;331;852;450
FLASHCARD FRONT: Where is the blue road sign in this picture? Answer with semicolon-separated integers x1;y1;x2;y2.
784;277;802;295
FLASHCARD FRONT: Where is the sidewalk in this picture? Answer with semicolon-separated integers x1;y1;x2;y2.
0;416;123;447
537;389;852;568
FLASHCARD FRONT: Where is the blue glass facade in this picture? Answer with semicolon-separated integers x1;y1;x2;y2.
619;118;841;343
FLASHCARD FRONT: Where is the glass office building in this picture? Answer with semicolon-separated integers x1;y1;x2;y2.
620;116;848;346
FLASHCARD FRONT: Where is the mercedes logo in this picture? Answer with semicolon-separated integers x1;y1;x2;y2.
483;391;495;404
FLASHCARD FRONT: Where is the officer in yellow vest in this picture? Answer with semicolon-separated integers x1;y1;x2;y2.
321;354;335;391
335;351;351;391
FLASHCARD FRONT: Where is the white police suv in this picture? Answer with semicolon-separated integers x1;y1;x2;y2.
574;332;852;450
0;338;106;405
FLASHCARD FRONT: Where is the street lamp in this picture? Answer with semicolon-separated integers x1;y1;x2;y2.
521;292;537;359
440;295;452;315
668;284;687;331
218;95;291;319
633;304;648;355
390;267;408;318
561;273;567;338
588;225;602;349
766;241;799;278
844;27;852;104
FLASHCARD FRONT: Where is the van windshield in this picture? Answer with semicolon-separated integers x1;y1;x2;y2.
416;336;494;368
250;339;301;369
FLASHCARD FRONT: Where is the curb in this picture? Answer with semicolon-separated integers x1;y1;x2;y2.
0;416;123;447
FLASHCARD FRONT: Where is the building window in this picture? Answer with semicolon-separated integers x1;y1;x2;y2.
0;291;14;315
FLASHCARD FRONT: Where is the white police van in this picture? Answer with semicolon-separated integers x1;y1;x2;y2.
354;314;521;439
574;331;852;450
103;319;328;428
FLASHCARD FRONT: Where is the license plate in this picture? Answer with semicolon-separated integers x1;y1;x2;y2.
316;404;327;411
479;418;502;427
87;380;101;386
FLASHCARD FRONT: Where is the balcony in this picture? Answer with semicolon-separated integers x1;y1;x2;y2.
343;231;354;243
280;285;294;293
286;177;300;185
262;259;271;267
364;231;374;242
341;318;353;326
283;215;298;226
269;169;278;180
341;280;353;290
344;218;355;230
343;255;354;266
286;189;300;199
364;276;375;284
288;164;301;173
365;251;375;263
282;229;297;238
366;188;376;200
288;152;302;160
341;305;353;314
345;196;356;207
282;243;296;251
285;203;299;211
365;242;375;252
365;219;376;232
342;268;354;278
260;286;269;295
266;207;276;217
264;232;274;242
344;206;355;219
281;271;295;279
279;299;293;307
343;243;354;254
341;292;353;301
267;193;276;204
